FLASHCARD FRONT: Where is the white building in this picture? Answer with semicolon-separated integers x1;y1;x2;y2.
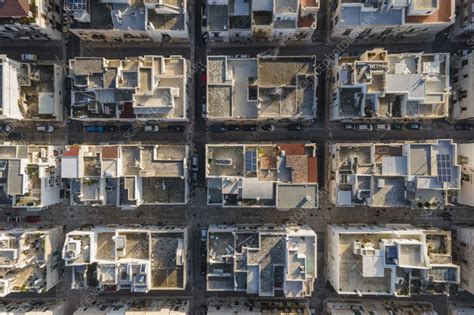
327;224;460;297
329;139;460;208
451;51;474;121
205;0;319;43
207;299;311;315
329;48;450;121
0;226;63;297
63;225;189;292
453;225;474;294
206;224;317;298
457;143;474;206
206;55;317;121
68;56;189;122
65;0;188;42
206;143;318;209
0;55;64;122
0;144;63;210
325;299;438;315
331;0;455;41
0;0;62;40
61;144;190;209
73;299;189;315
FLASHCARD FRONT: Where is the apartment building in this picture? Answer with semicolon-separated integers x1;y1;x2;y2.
0;144;63;209
0;0;62;40
63;225;189;292
65;0;188;42
453;225;474;294
330;0;455;40
0;55;64;122
0;226;63;297
205;0;319;43
206;143;318;209
73;299;189;315
327;224;460;297
329;48;450;121
206;224;317;298
206;55;317;121
68;56;188;122
0;300;66;315
329;139;460;208
448;302;474;315
61;144;190;208
325;300;438;315
207;299;311;314
457;143;474;206
451;51;474;121
454;0;474;39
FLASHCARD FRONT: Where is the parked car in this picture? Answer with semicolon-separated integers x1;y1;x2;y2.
192;155;199;172
119;124;133;132
201;96;207;116
242;124;258;132
144;125;159;132
288;124;304;131
342;123;355;130
8;132;25;140
167;125;185;132
405;122;422;130
200;261;207;276
391;123;403;130
36;125;54;132
201;242;207;257
209;124;227;133
201;227;207;241
374;123;391;131
21;54;37;61
260;124;275;132
356;124;373;131
191;171;198;186
25;216;41;223
227;124;241;132
0;125;11;132
85;125;104;133
200;70;207;88
455;122;473;130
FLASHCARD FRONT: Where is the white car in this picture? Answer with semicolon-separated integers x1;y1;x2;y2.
356;124;373;131
375;123;391;131
21;54;37;61
144;125;159;132
36;125;54;132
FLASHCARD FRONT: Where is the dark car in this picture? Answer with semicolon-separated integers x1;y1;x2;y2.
260;124;275;131
405;122;422;130
8;132;26;140
209;124;227;133
119;124;133;132
25;216;41;223
227;124;242;131
342;123;355;130
167;125;185;132
200;261;207;276
288;124;304;131
391;123;403;130
104;125;116;132
455;122;473;130
242;124;257;132
200;70;207;88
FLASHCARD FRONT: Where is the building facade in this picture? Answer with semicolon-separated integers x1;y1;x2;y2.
451;51;474;121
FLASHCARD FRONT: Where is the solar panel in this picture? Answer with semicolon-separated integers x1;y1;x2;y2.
436;154;452;182
245;150;257;172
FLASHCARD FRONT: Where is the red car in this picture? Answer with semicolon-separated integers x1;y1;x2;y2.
200;70;207;87
25;216;41;223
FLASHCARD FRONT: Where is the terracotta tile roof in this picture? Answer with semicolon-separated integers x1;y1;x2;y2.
102;146;119;159
278;143;305;155
0;0;29;18
63;147;80;157
307;157;317;183
286;155;308;183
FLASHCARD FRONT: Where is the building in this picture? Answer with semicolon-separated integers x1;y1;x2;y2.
327;224;460;297
206;143;318;209
451;51;474;121
207;299;311;314
61;144;190;208
329;139;460;208
448;302;474;315
0;226;63;297
68;56;189;122
62;225;189;292
330;0;455;40
73;299;189;315
0;300;66;315
65;0;188;42
457;143;474;206
329;48;450;121
454;0;474;39
206;55;317;121
0;144;63;209
204;0;319;43
453;225;474;294
0;55;64;122
325;299;438;314
0;0;62;40
206;224;317;298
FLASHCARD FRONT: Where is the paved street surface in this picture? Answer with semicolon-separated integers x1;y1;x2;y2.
0;0;474;314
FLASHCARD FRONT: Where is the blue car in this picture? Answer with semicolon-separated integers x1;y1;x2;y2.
85;125;104;133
